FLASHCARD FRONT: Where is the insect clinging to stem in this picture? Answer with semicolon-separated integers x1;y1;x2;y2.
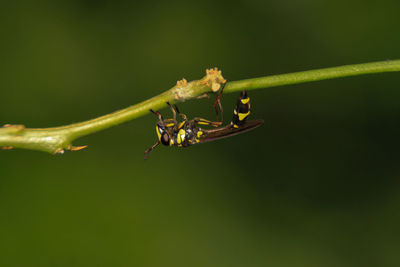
144;90;263;159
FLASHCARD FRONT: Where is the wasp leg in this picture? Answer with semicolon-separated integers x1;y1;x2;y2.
166;102;178;122
144;140;160;159
173;104;188;122
170;103;188;130
193;117;222;127
166;102;183;130
214;98;223;122
150;109;163;121
213;83;226;123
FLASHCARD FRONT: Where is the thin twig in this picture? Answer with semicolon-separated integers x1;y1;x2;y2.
1;60;400;154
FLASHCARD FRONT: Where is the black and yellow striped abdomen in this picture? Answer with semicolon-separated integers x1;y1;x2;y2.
231;90;250;128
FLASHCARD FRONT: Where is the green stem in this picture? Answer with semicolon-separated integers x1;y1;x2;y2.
225;59;400;93
1;60;400;154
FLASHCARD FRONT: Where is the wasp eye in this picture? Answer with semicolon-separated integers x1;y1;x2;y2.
161;132;170;146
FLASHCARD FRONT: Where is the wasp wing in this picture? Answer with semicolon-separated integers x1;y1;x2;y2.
198;120;264;144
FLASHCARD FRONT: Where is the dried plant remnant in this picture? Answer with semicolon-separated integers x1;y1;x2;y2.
176;78;187;87
201;67;227;92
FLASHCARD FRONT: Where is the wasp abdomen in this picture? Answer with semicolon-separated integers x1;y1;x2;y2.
231;90;250;128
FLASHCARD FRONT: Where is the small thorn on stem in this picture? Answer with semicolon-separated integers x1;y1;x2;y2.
69;145;88;151
196;93;210;99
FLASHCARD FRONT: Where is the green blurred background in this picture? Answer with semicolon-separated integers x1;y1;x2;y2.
1;1;400;266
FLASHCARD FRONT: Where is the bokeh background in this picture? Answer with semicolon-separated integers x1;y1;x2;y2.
1;1;400;266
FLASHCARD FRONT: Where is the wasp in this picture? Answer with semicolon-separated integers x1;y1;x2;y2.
144;90;263;159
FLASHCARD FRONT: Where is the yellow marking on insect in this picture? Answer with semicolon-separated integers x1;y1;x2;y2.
233;109;237;115
170;139;174;145
177;128;185;144
238;111;250;121
156;125;162;140
197;131;203;138
198;121;210;125
178;129;185;138
166;123;174;127
233;124;239;128
241;98;250;104
178;121;185;129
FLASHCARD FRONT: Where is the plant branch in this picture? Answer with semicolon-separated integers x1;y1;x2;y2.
1;60;400;154
224;59;400;93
